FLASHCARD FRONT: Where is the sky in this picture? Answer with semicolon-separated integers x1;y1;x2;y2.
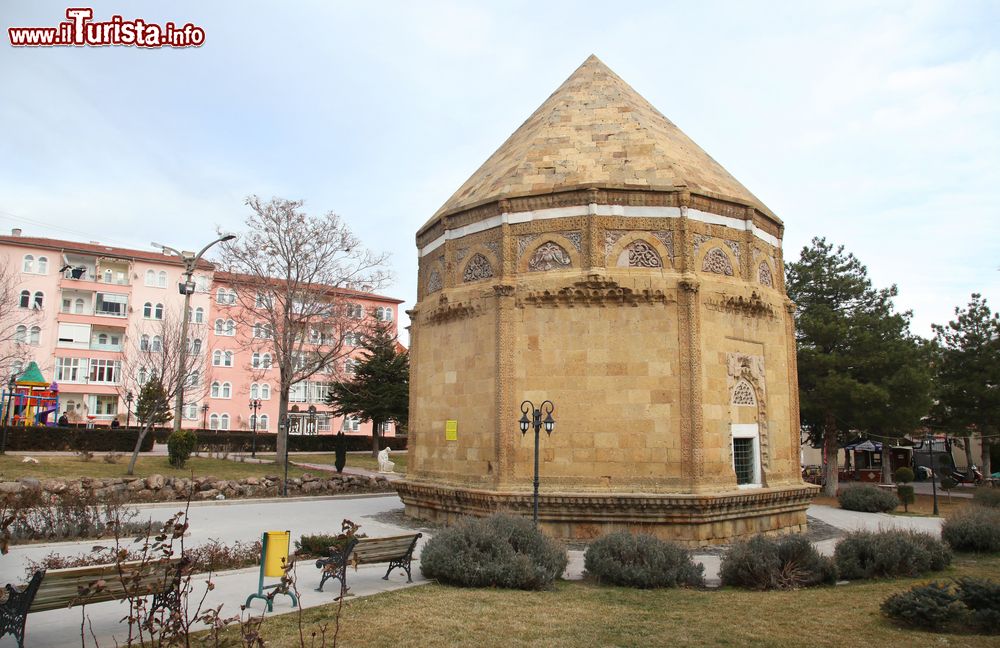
1;0;998;341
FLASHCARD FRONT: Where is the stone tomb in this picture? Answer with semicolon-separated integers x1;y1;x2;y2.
396;55;817;545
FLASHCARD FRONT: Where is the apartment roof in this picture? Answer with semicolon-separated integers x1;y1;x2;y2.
0;234;215;270
212;271;405;304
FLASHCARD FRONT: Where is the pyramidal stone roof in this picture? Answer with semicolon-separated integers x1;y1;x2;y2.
427;54;776;228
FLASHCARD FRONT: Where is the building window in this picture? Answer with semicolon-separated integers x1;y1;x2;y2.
211;381;221;398
375;307;393;322
28;326;40;345
194;307;204;324
344;358;358;375
95;395;118;416
347;304;363;319
341;416;359;432
14;326;26;343
187;370;200;387
157;271;167;288
216;288;236;305
32;292;43;309
220;414;230;430
151;336;162;352
253;323;272;339
74;298;84;314
261;383;271;400
55;357;82;382
250;383;259;400
190;338;202;354
209;413;220;430
212;350;222;366
22;255;33;273
145;269;156;286
97;333;108;345
184;402;199;420
255;293;272;309
19;291;29;309
154;303;164;320
221;382;232;398
214;319;236;336
343;332;359;346
257;414;269;431
143;302;153;318
262;353;271;369
731;424;761;489
37;257;47;274
95;293;127;317
89;359;121;384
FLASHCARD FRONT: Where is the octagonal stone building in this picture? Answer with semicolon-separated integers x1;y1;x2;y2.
396;55;817;545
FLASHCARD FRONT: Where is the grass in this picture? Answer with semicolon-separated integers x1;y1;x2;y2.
206;553;1000;647
258;452;408;474
0;454;308;481
814;492;972;517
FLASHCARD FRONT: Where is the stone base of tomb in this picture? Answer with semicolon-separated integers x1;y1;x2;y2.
395;480;819;546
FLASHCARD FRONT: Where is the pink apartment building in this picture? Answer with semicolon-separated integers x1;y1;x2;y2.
0;229;403;436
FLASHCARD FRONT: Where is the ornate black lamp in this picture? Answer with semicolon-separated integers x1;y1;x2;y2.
519;400;555;525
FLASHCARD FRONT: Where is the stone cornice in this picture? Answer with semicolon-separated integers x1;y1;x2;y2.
705;291;777;319
420;295;483;326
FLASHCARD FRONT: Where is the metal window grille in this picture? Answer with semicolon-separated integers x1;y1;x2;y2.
733;437;755;485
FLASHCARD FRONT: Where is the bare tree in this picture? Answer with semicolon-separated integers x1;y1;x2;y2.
0;259;39;382
118;315;208;475
216;196;390;470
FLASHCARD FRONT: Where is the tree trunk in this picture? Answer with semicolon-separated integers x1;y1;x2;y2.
822;415;839;497
982;437;992;479
371;418;381;458
126;422;154;475
276;377;290;484
962;436;974;473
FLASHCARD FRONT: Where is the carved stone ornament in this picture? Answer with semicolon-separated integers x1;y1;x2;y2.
604;230;624;254
518;235;538;257
462;253;494;282
652;231;674;259
624;240;662;268
426;269;442;294
726;353;766;400
708;291;775;319
758;261;773;287
702;247;734;276
424;295;483;325
528;242;572;272
564;231;583;252
519;274;670;308
732;380;757;406
455;247;468;261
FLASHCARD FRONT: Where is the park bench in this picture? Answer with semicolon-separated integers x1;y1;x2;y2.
315;532;422;594
0;557;184;648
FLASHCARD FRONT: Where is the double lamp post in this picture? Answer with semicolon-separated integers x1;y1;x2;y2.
518;400;555;526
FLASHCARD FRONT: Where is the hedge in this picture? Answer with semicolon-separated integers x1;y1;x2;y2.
182;431;408;453
0;426;156;452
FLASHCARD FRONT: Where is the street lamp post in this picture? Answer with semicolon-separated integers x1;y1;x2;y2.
201;404;209;430
151;234;236;435
124;391;134;428
518;400;555;526
279;417;289;497
249;398;262;457
2;374;17;454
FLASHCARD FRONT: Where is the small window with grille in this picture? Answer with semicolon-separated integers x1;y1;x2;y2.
731;423;760;488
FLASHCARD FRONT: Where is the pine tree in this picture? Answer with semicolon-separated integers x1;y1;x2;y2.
931;294;1000;478
326;323;409;456
135;378;173;427
786;237;931;496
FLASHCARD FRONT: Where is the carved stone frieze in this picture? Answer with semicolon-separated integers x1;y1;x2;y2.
462;253;494;282
517;235;538;258
693;233;712;254
707;291;776;319
518;274;670;308
455;247;468;261
423;296;484;325
758;261;773;287
484;241;500;257
563;231;583;252
727;240;741;261
604;230;625;255
652;230;674;259
528;241;572;272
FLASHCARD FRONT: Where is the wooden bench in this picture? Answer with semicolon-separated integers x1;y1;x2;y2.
0;558;184;648
315;533;422;594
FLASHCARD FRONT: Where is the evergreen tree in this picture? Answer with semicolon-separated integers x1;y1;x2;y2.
135;378;173;427
786;237;931;496
931;294;1000;477
326;323;409;456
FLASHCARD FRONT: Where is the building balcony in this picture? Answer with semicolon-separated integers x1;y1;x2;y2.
56;311;129;328
59;275;133;293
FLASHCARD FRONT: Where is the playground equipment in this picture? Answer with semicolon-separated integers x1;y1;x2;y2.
2;362;60;427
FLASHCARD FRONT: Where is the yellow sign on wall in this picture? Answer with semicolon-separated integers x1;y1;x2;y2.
445;419;458;441
263;530;291;577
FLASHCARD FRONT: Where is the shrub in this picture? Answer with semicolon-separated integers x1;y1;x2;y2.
420;514;567;590
167;429;197;467
954;577;1000;631
153;430;408;453
295;533;358;557
583;531;704;588
881;578;1000;633
881;582;962;629
719;535;837;590
894;467;914;484
973;488;1000;509
0;426;155;452
834;529;951;580
941;506;1000;553
838;484;899;513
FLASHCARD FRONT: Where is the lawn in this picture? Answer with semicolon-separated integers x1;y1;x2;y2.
0;454;308;481
208;553;1000;647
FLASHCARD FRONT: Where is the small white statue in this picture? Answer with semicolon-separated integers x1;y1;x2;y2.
377;447;395;473
21;457;39;464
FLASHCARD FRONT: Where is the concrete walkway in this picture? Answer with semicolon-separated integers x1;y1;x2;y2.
0;497;947;647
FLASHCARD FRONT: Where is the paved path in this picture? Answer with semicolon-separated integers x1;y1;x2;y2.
0;497;947;647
